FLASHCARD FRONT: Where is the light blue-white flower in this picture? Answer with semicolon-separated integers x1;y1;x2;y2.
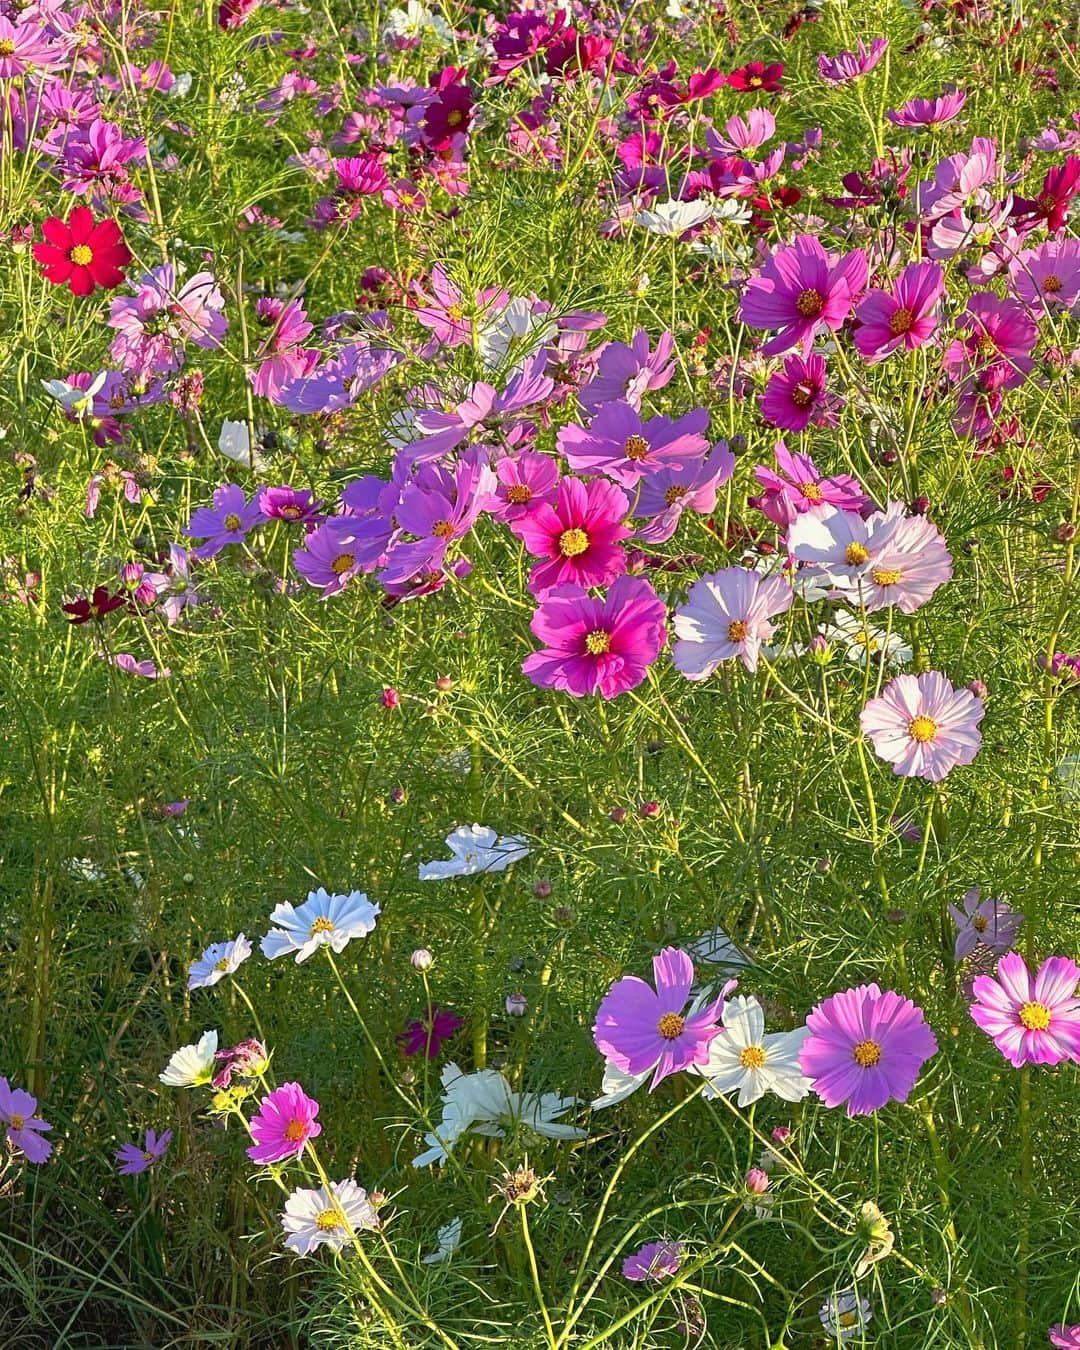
261;889;380;963
418;825;530;881
188;933;253;990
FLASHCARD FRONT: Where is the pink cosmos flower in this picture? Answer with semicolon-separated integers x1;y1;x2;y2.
634;441;735;544
886;90;966;129
760;353;841;431
522;575;668;699
707;109;776;156
739;235;868;356
817;38;887;85
1050;1325;1080;1348
579;329;676;413
970;953;1080;1068
945;293;1037;391
252;298;318;401
853;261;945;363
558;402;710;488
511;476;631;595
673;566;793;677
593;947;726;1089
0;17;62;79
411;265;472;347
753;442;868;528
949;887;1023;961
486;452;560;523
623;1241;683;1282
294;517;388;596
247;1082;322;1165
799;984;938;1116
1008;239;1080;315
860;672;984;782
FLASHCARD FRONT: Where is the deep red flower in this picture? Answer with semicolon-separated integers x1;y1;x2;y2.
32;207;132;297
421;69;473;151
726;61;784;93
1012;157;1080;235
62;586;127;624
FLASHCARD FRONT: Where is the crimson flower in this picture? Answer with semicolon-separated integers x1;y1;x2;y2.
726;61;784;93
33;207;132;297
63;587;127;624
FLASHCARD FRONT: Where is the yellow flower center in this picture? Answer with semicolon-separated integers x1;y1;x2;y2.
559;527;589;557
214;956;231;971
446;304;465;321
446;108;464;127
801;481;823;501
279;504;303;519
1018;1001;1051;1031
908;715;937;744
888;306;915;336
852;1038;882;1067
143;1150;156;1163
9;1113;25;1130
972;914;988;932
727;619;748;642
852;629;878;651
431;519;455;537
223;513;242;531
284;1119;308;1143
315;1208;342;1231
623;434;650;462
331;552;355;575
739;1045;767;1070
584;629;611;655
791;381;817;409
871;566;902;586
69;244;94;266
839;1311;859;1328
845;542;870;565
795;287;825;318
0;38;16;55
657;1012;685;1040
505;484;532;505
310;915;336;935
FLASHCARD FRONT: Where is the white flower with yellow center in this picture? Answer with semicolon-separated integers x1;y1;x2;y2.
820;1289;873;1341
280;1179;380;1256
261;888;380;963
159;1029;219;1088
697;995;811;1107
819;610;913;670
187;933;253;990
418;825;530;881
634;200;715;236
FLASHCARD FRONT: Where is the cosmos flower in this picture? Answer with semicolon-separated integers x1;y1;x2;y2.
247;1083;322;1165
486;453;560;523
799;984;938;1115
261;889;380;963
817;38;887;84
398;1007;466;1059
557;401;710;488
820;1290;873;1341
753;442;868;528
511;476;631;595
969;953;1080;1067
860;672;984;781
633;440;735;544
187;934;253;990
159;1029;219;1088
1008;239;1080;315
418;825;530;880
634;199;715;236
853;261;945;362
115;1128;173;1176
698;995;811;1106
727;62;783;93
761;353;841;431
1050;1326;1080;1349
280;1179;380;1255
257;486;322;523
0;1078;53;1163
622;1240;683;1281
672;566;794;677
211;1038;270;1091
818;611;912;669
579;329;676;413
62;586;126;624
887;90;966;128
184;485;263;560
948;888;1023;961
521;576;668;699
422;1217;463;1265
739;235;868;356
33;207;131;296
593;947;727;1090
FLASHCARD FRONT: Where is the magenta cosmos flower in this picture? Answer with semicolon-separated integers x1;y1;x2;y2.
854;261;945;363
753;442;867;527
761;353;841;432
739;235;868;356
623;1240;683;1282
593;947;725;1089
115;1127;173;1175
799;984;938;1116
398;1006;465;1059
557;401;710;488
522;575;667;699
247;1082;322;1164
1050;1325;1080;1348
969;953;1080;1068
860;672;984;782
887;90;966;128
511;476;631;595
0;1077;53;1163
817;38;887;84
673;567;793;677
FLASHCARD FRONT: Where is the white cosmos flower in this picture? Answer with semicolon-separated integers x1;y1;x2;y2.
217;419;269;472
634;199;715;236
187;933;253;990
590;1061;651;1111
422;1216;463;1264
280;1179;380;1256
261;888;380;963
42;371;107;417
476;297;557;370
160;1029;218;1087
686;925;752;970
697;995;811;1107
412;1062;586;1167
383;0;452;43
819;611;913;670
820;1289;873;1342
418;825;530;881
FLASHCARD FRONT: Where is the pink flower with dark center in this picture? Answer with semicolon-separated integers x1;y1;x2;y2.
739;235;868;356
558;401;710;487
854;261;945;363
246;1083;322;1165
511;476;631;595
760;353;841;431
860;672;984;781
970;953;1080;1068
522;575;668;699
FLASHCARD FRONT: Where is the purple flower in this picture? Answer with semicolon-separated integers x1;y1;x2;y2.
860;672;984;782
115;1127;173;1175
944;292;1037;391
672;566;793;677
0;1078;53;1163
761;353;841;431
634;441;735;544
799;984;938;1116
522;575;668;699
887;90;966;129
739;235;868;357
411;265;471;347
1050;1324;1080;1348
398;1007;466;1059
258;485;323;523
246;1082;322;1165
622;1240;683;1282
817;38;888;84
294;517;386;596
106;652;172;679
970;953;1080;1068
948;888;1023;961
382;458;495;586
593;947;725;1089
558;401;710;488
854;261;945;363
279;339;401;414
579;329;676;413
184;485;262;560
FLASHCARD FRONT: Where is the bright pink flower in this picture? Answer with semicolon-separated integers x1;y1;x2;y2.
760;353;841;431
817;38;887;84
886;90;966;128
1008;239;1080;314
522;575;668;699
860;672;984;781
727;62;783;93
1050;1324;1080;1348
753;442;868;527
487;452;560;523
33;207;132;297
246;1082;322;1165
945;293;1037;390
740;235;868;356
970;953;1080;1068
558;401;710;488
1012;156;1080;234
853;261;945;362
0;17;61;78
511;476;631;595
673;566;793;677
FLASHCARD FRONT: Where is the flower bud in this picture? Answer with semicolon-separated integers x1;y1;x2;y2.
505;992;528;1017
411;948;433;971
744;1167;770;1194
